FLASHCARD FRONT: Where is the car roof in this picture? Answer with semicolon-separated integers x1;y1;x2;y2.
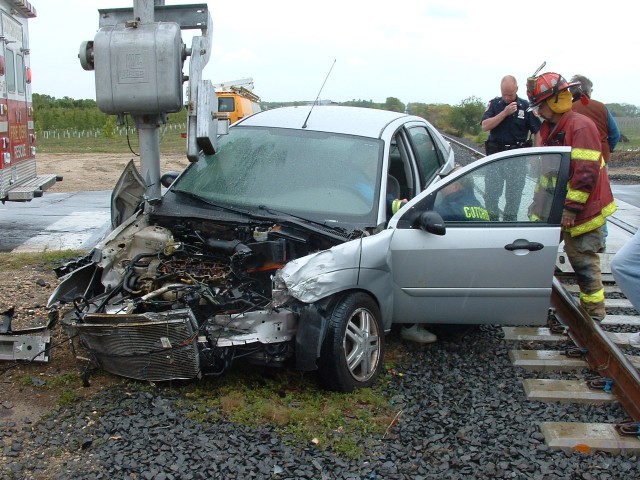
235;105;413;138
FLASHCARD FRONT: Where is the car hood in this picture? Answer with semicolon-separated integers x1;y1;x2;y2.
111;160;146;229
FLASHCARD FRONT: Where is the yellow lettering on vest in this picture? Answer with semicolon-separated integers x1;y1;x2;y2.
463;206;490;221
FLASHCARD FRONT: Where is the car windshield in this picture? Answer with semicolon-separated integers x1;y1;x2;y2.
172;126;384;225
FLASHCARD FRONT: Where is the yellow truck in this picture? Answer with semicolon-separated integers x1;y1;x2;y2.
214;78;261;125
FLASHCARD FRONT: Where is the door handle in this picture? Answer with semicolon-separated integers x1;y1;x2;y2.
504;238;544;251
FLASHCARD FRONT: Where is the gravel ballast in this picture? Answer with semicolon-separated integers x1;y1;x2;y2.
2;324;638;479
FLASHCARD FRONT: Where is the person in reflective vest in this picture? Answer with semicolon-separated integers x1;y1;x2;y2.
570;74;621;245
528;163;558;222
527;71;617;320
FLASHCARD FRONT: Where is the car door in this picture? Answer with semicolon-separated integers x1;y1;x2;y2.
386;147;571;326
406;124;450;188
383;123;454;221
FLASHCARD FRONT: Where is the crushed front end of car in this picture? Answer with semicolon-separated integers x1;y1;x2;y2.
48;207;360;381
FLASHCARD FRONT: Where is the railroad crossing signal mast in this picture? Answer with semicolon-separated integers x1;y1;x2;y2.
78;0;220;203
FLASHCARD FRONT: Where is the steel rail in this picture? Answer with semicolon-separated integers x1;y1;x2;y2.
441;134;485;158
607;215;638;235
551;276;640;420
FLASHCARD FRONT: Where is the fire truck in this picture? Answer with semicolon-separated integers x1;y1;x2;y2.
0;0;58;202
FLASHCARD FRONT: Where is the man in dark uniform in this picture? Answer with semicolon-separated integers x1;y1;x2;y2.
435;174;489;221
481;75;542;221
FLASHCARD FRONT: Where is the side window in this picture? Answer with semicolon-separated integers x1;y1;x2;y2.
218;97;234;112
16;54;25;94
408;126;441;187
6;50;16;93
388;134;415;200
433;170;490;222
431;153;563;224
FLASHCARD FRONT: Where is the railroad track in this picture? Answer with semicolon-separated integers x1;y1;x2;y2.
551;276;640;420
447;135;640;452
501;274;640;453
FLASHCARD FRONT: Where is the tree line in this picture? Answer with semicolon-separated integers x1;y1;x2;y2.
32;94;188;136
34;93;640;143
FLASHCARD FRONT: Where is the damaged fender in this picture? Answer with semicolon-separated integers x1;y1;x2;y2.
276;228;397;338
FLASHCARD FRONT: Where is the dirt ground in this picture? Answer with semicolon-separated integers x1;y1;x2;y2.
0;264;123;441
37;152;191;192
1;152;169;438
0;152;197;440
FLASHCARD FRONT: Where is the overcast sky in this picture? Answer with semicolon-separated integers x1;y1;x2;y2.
27;0;637;107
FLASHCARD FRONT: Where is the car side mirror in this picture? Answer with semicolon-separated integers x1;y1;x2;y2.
160;171;180;188
414;211;446;236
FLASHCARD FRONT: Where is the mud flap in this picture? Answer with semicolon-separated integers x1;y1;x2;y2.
295;305;327;371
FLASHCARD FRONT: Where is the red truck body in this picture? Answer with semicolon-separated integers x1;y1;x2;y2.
0;0;58;202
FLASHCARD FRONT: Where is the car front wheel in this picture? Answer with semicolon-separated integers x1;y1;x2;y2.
318;292;384;392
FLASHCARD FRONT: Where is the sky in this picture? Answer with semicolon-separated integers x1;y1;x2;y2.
26;0;637;107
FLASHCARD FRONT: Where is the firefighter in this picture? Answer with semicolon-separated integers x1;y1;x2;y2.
527;71;617;320
570;74;621;245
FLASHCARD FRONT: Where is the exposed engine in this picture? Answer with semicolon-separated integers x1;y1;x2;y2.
54;214;349;382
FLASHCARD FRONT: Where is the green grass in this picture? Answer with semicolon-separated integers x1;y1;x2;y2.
17;372;83;405
0;249;87;270
614;117;640;150
36;128;186;154
176;364;397;459
18;372;78;388
58;390;82;405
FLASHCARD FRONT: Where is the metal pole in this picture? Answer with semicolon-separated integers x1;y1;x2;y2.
132;0;162;203
133;0;154;23
137;118;162;202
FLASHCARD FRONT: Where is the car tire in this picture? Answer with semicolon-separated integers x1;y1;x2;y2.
318;292;384;392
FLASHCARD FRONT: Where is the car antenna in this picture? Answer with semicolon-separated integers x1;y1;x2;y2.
302;59;336;129
531;61;546;77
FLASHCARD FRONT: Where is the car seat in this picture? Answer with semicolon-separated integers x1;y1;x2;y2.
387;175;401;200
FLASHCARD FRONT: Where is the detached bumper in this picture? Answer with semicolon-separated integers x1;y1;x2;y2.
0;308;55;363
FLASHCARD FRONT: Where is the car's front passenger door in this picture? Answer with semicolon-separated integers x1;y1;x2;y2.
387;147;571;326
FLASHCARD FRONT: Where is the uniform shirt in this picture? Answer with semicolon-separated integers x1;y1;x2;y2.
435;189;489;222
482;96;542;146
